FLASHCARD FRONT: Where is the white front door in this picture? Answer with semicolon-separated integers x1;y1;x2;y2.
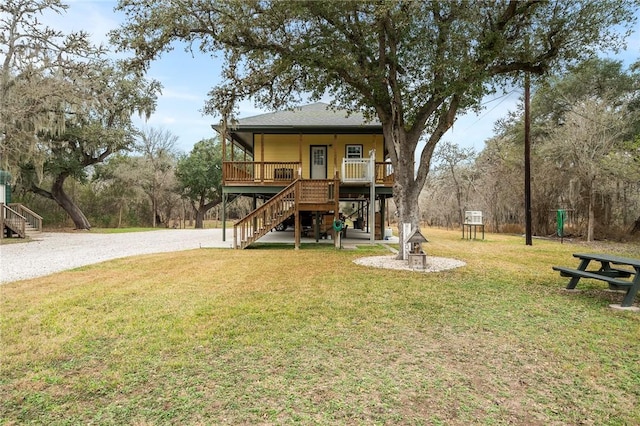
310;146;327;179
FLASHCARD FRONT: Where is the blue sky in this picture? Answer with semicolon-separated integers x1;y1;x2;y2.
45;1;640;154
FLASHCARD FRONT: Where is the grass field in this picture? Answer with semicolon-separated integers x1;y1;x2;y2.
1;228;639;425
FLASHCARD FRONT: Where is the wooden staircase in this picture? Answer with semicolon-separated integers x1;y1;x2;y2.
234;180;298;249
1;203;43;239
233;179;339;249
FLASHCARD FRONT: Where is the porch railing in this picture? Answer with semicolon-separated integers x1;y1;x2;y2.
233;180;298;248
1;203;26;238
233;178;340;248
375;162;394;185
9;203;43;232
341;159;394;185
223;160;394;186
223;161;301;184
299;179;338;205
341;158;371;183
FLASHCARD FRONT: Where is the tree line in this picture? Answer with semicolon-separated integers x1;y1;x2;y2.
421;59;640;241
13;127;249;229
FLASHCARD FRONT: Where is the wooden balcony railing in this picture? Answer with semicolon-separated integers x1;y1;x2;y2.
223;160;393;186
223;161;301;185
375;162;394;185
299;179;337;205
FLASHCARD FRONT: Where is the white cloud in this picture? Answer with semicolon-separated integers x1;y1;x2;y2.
159;89;203;102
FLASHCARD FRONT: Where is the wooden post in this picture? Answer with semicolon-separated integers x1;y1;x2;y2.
334;176;340;248
252;195;257;236
222;127;226;162
333;134;338;180
298;133;303;179
294;181;300;250
231;205;236;248
369;149;375;244
260;133;265;183
372;134;377;158
222;193;227;242
0;203;4;240
380;196;386;240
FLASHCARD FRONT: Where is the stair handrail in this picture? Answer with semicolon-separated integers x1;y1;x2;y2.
9;203;43;232
233;179;299;248
2;203;27;238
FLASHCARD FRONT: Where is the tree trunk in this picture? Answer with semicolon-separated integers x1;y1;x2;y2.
450;166;464;226
195;208;205;229
382;119;432;259
151;196;157;228
393;175;421;259
193;197;222;229
51;173;91;230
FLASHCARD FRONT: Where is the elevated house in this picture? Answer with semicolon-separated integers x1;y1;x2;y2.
213;102;394;248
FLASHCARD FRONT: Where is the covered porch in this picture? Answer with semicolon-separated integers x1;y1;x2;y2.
222;159;394;186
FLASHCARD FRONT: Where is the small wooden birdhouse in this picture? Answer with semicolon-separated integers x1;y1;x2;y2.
407;229;428;253
406;229;428;270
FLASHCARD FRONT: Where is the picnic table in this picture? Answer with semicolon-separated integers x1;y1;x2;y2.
552;253;640;308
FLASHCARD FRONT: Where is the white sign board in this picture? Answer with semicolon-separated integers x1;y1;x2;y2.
464;211;483;225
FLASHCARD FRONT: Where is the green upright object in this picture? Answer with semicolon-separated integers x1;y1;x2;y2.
0;170;11;185
556;209;566;237
0;169;12;204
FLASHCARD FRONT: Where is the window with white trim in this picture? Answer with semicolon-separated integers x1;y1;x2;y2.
346;144;363;158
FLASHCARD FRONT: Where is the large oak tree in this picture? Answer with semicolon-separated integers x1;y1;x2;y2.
1;0;160;229
113;0;636;255
18;62;160;230
1;0;105;170
175;138;223;229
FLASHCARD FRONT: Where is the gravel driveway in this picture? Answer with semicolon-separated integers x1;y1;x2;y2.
0;229;232;284
1;229;461;284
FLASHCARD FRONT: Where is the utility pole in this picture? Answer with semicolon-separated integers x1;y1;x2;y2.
524;67;533;246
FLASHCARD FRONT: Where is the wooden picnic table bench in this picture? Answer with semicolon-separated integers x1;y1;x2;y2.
552;253;640;308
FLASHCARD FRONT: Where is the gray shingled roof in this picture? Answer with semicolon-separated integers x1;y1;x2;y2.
220;102;381;130
212;102;382;152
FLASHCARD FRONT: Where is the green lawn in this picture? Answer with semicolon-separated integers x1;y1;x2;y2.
1;229;639;425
